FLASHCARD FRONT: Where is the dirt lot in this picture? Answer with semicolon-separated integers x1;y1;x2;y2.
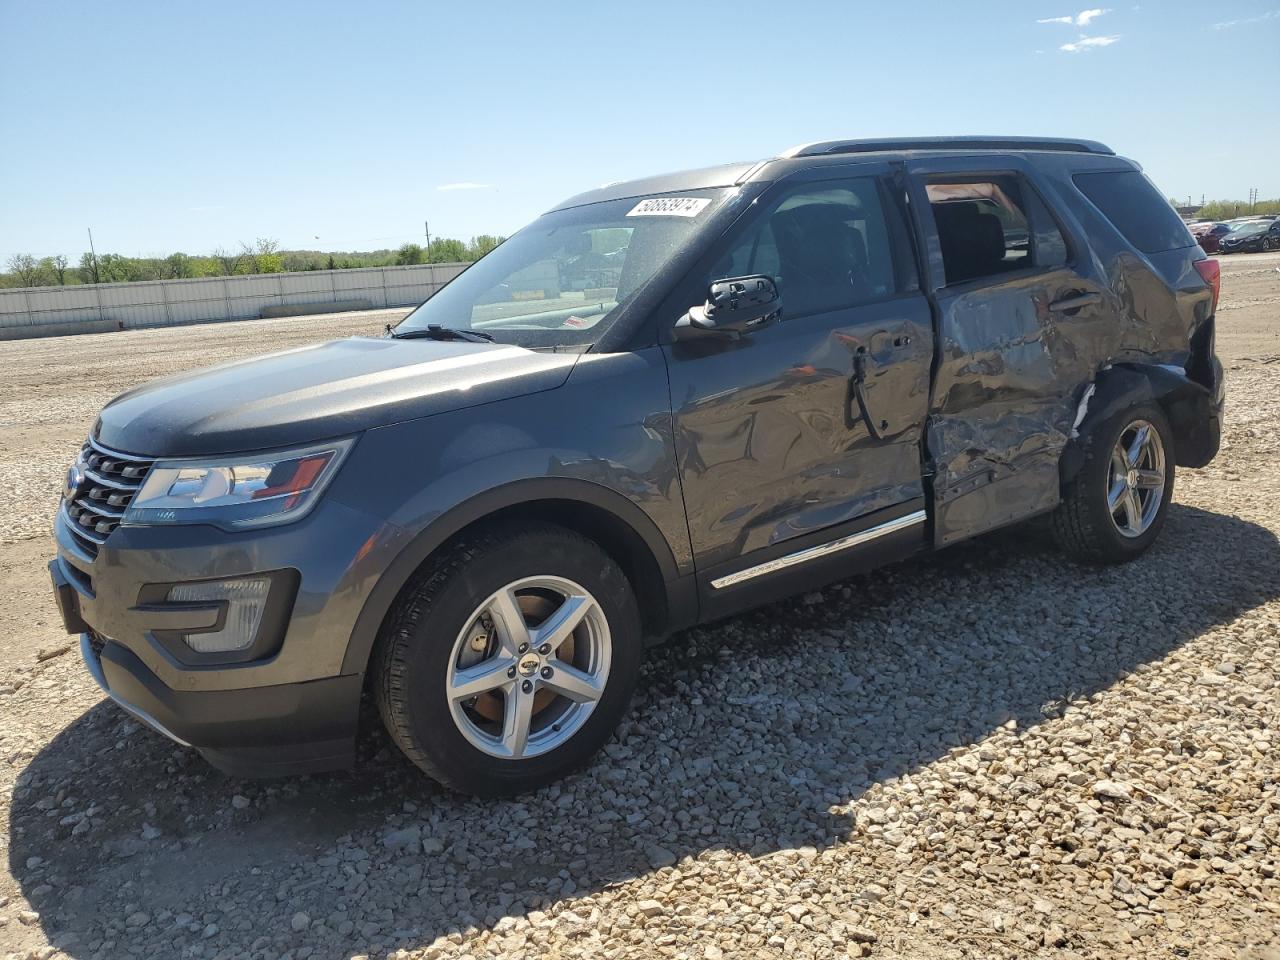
0;255;1277;960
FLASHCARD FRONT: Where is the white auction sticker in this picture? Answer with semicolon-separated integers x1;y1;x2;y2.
626;197;712;218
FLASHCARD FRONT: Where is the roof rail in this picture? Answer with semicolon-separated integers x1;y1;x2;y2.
780;136;1115;159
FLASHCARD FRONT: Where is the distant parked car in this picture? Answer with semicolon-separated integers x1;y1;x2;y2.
1190;222;1232;254
1219;220;1280;254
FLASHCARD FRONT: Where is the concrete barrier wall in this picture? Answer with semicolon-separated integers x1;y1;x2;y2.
0;262;468;340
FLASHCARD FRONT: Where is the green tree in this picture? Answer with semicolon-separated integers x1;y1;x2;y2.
165;252;194;279
241;238;282;274
1198;198;1280;221
255;237;283;274
212;247;243;276
6;253;44;287
97;254;137;283
467;235;503;259
395;242;425;266
78;252;99;283
426;238;468;263
45;254;69;285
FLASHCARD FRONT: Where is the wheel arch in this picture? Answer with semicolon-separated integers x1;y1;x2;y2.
342;478;689;676
1060;361;1219;490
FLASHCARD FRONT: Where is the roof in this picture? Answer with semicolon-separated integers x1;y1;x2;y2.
547;136;1118;212
780;136;1113;158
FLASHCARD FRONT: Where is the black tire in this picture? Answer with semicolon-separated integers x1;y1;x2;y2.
373;524;641;797
1052;402;1176;564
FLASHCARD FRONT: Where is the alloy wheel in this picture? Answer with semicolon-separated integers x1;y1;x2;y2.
445;576;611;759
1106;419;1166;538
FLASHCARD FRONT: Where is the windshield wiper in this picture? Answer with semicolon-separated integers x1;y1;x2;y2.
386;323;495;343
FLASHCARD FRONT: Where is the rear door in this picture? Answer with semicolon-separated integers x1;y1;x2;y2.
661;163;934;611
904;155;1114;545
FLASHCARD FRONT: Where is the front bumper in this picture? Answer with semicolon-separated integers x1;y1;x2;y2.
73;629;362;775
50;495;407;776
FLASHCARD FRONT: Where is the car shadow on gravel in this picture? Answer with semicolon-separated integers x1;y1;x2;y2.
11;503;1279;959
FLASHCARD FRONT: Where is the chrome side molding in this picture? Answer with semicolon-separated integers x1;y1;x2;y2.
709;510;927;590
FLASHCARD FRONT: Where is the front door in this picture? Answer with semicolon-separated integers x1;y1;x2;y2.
661;168;934;604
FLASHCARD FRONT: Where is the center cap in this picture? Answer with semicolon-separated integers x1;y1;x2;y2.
1126;469;1140;488
518;653;541;677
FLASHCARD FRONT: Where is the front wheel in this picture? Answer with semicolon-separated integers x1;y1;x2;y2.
374;525;641;796
1052;403;1175;564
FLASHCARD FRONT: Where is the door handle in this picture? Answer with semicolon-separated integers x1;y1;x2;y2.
1047;292;1102;314
852;348;868;384
848;347;888;440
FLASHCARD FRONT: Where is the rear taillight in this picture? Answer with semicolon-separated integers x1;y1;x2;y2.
1194;258;1220;314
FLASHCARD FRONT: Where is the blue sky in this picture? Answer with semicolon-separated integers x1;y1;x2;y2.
1;0;1276;262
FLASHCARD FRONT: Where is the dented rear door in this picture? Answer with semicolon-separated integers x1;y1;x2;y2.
905;155;1118;545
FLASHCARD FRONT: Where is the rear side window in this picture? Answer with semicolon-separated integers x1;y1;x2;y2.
926;174;1068;285
1073;171;1194;253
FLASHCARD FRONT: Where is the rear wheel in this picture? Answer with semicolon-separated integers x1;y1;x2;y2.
374;525;641;796
1052;403;1175;564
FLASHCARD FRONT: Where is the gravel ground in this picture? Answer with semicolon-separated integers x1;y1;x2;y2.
0;255;1278;960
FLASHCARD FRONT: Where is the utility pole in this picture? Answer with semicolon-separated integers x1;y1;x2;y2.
424;220;431;258
87;227;100;283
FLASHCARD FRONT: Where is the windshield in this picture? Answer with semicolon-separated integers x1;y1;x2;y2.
1232;222;1268;235
396;188;737;348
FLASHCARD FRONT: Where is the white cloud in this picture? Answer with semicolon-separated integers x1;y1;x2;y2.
1038;8;1110;26
436;182;491;191
1060;34;1121;51
1213;9;1278;28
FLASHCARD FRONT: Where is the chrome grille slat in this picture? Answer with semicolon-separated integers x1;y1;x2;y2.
74;499;125;520
82;467;134;491
64;438;155;558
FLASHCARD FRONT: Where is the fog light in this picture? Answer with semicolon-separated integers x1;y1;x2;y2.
167;578;270;654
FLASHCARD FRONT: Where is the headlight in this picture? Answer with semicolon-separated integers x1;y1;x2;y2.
123;438;353;529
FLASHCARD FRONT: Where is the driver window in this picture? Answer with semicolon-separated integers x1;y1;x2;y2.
710;178;897;319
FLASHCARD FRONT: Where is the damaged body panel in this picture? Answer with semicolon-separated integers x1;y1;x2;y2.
903;152;1219;546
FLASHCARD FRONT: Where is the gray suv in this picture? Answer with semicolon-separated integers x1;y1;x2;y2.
49;136;1224;796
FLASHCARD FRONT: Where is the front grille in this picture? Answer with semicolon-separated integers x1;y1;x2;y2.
63;437;155;558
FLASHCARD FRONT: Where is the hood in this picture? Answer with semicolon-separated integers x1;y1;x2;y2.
95;336;580;457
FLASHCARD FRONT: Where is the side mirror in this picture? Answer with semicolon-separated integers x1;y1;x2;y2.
673;275;782;341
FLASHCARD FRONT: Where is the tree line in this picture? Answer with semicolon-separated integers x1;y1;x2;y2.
1;235;504;289
1193;198;1280;221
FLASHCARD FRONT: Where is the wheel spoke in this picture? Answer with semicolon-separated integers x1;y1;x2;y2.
487;587;531;654
449;657;515;701
1107;478;1127;512
1122;489;1143;534
1126;425;1150;467
501;686;536;758
541;662;604;704
531;594;593;652
1133;469;1164;490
